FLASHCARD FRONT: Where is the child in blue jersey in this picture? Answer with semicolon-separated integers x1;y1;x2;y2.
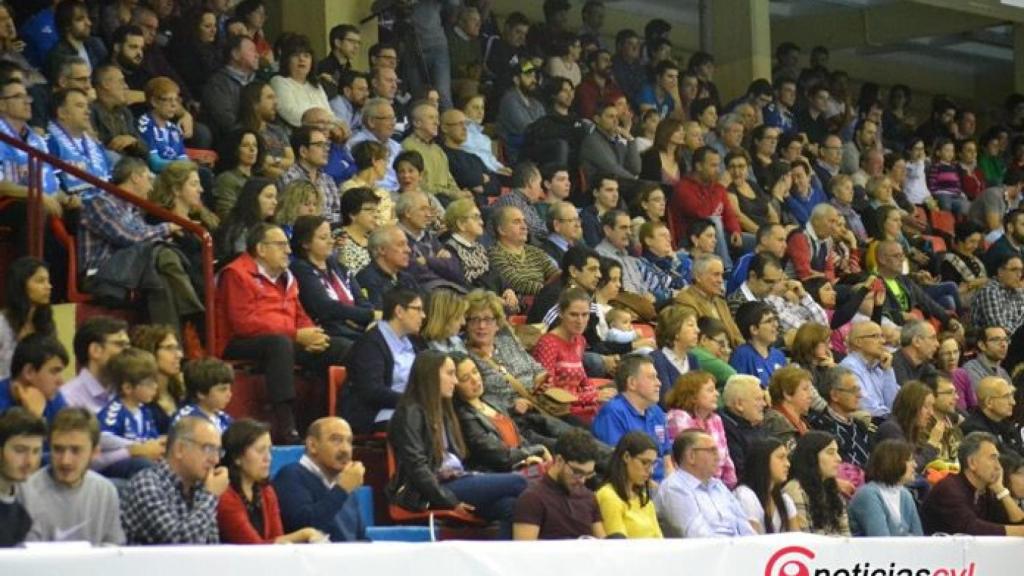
97;348;162;444
172;357;234;434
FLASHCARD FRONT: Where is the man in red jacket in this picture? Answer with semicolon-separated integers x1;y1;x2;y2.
671;146;743;270
216;223;348;443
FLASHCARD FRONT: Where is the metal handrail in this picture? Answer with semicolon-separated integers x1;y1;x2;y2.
0;128;216;355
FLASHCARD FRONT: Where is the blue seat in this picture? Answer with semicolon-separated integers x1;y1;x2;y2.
269;446;304;478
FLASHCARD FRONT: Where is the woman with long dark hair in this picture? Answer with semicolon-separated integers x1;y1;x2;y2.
216;177;278;263
0;257;55;380
387;350;527;538
451;352;550;472
782;430;850;535
876;380;942;471
217;419;323;544
595;431;662;538
237;81;294;178
734;438;795;534
848;439;923;536
213;128;267;219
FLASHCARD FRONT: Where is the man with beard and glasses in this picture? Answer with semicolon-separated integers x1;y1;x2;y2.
273;417;367;542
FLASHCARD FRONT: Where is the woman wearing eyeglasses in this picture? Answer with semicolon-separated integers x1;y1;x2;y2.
595;432;663;539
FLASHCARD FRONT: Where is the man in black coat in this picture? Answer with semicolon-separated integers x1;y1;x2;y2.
341;288;426;435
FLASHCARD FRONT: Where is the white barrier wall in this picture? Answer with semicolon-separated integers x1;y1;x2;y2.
1;534;1022;576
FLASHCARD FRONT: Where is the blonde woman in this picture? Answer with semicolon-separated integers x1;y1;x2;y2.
275;180;323;238
422;289;470;353
151;160;219;231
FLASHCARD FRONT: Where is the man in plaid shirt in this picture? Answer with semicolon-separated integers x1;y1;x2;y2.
971;253;1024;370
120;416;228;544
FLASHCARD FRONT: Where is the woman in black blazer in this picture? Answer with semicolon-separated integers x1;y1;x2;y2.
388;350;527;538
451;353;550;472
289;216;377;343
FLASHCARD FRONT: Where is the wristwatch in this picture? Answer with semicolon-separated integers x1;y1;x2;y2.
995;488;1011;500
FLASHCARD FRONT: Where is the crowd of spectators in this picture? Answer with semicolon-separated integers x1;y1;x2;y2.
1;0;1024;548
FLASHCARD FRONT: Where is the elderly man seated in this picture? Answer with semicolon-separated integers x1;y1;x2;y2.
675;255;743;347
273;417;367;541
489;206;559;298
355;225;423;309
654;429;755;538
839;321;898;423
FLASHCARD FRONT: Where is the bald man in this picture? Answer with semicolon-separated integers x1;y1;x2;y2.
961;377;1023;457
402;101;470;200
839;321;898;421
273;417;368;541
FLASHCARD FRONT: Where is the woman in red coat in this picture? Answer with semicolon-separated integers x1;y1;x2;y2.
217;419;323;544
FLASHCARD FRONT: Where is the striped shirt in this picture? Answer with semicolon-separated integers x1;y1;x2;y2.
489;242;558;297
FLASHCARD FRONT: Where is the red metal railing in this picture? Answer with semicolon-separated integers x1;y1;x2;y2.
0;129;216;355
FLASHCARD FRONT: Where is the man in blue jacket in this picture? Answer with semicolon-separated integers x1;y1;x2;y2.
273;417;366;542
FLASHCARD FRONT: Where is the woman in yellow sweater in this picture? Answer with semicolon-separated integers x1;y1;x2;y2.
595;431;663;538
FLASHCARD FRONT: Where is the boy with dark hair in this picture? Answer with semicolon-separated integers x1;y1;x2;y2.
171;358;234;434
0;334;69;422
0;408;46;547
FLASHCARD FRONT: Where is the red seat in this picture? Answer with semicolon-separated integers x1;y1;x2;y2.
929;209;955;237
328;365;386;442
48;216;88;303
328;366;347;417
385;444;486;527
922;234;946;254
632;323;655;340
508;315;527;326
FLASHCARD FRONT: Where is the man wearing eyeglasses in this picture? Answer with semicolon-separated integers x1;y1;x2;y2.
513;428;606;540
0;77;60;214
121;416;228;544
971;253;1024;370
961;377;1023;458
654;429;754;538
963;325;1012;392
840;321;898;422
217;223;343;444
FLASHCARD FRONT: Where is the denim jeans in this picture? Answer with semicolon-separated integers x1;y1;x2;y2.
443;472;527;539
404;42;453;110
922;281;962;315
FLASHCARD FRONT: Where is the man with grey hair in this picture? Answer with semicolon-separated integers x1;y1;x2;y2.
401;100;469;200
346;97;401;190
720;374;767;480
785;191;839;280
892;319;940;385
489;205;559;296
355;224;422;309
710;114;744;157
840;321;898;421
922;431;1024;535
675;254;743;346
396;191;465;293
120;416;228;544
542;200;582;264
808;366;872;471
